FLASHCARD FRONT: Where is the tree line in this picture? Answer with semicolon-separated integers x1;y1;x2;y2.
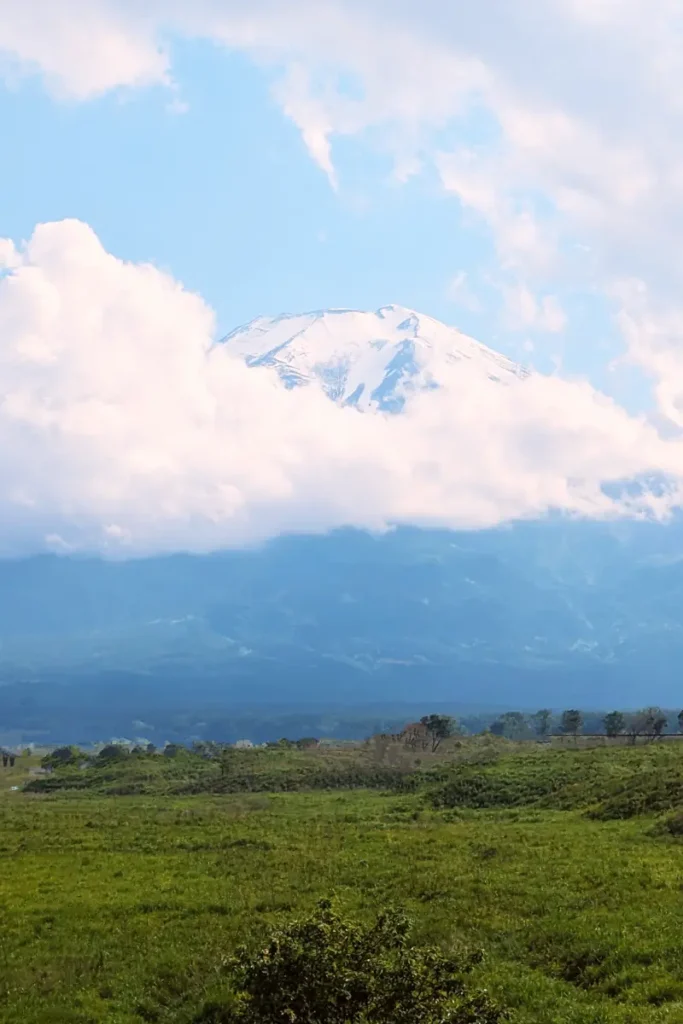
488;707;683;742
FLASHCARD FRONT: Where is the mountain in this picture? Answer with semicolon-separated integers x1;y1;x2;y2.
220;305;527;412
3;519;683;745
2;305;683;743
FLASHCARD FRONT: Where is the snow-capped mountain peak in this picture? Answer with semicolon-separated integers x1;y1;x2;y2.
220;304;527;412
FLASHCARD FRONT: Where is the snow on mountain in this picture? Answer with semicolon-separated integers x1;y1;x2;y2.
221;305;528;412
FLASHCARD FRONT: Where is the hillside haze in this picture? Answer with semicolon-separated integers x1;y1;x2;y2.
1;306;682;740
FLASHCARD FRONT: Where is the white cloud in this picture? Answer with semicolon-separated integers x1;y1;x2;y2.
0;0;171;99
5;3;682;388
0;219;681;557
4;1;683;547
502;284;566;334
0;238;19;269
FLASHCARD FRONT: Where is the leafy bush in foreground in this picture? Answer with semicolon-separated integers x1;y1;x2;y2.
196;899;505;1024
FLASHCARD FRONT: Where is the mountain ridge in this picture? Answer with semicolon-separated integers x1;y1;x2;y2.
220;304;528;412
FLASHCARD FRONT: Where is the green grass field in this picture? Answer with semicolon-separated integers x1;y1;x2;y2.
2;742;683;1023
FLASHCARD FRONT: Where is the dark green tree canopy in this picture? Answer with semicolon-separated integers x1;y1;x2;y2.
603;711;626;738
97;744;129;763
41;745;82;769
420;714;457;751
560;710;583;737
489;712;528;740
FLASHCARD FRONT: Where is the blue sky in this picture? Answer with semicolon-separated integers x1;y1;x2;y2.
0;33;615;380
1;1;683;556
1;43;463;329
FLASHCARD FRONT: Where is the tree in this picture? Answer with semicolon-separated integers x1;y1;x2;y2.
678;710;683;734
400;722;430;750
530;709;552;739
41;745;81;769
603;711;625;738
420;714;457;751
625;711;646;745
198;898;504;1024
643;706;667;741
560;709;583;741
625;707;667;744
295;737;320;750
489;712;528;740
97;744;129;763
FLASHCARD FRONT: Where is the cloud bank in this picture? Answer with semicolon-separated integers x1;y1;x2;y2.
0;219;682;557
3;2;683;553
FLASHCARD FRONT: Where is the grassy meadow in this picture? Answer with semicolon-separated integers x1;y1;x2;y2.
2;740;683;1022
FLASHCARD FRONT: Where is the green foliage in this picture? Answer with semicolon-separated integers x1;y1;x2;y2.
530;709;552;738
430;743;683;818
41;745;82;769
163;743;184;758
489;712;529;740
96;743;129;763
25;743;418;797
419;715;458;751
199;899;503;1024
6;766;683;1022
294;737;319;749
651;810;683;838
560;710;583;738
603;711;625;738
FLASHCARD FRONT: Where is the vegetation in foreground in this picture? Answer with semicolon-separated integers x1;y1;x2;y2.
3;737;683;1022
200;898;504;1024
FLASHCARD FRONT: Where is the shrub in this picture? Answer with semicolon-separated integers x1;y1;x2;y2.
650;811;683;838
97;744;129;764
194;898;505;1024
41;745;82;769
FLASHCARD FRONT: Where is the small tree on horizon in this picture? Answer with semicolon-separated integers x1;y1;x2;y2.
603;711;626;738
560;709;583;742
626;707;667;744
41;745;81;769
490;711;529;740
530;709;552;739
97;743;129;763
678;710;683;734
420;714;457;752
644;707;668;741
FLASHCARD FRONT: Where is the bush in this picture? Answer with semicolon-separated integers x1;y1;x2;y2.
97;744;129;764
195;898;505;1024
41;745;82;769
650;811;683;838
163;743;184;758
